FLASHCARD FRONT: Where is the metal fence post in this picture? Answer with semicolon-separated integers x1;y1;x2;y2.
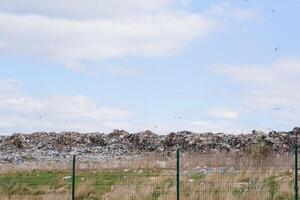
176;148;180;200
72;155;76;200
295;145;298;200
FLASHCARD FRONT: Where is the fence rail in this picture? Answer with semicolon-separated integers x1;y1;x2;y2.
0;146;300;200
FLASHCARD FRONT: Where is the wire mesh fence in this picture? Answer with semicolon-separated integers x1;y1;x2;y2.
75;156;176;200
180;153;294;200
0;150;298;200
0;160;73;200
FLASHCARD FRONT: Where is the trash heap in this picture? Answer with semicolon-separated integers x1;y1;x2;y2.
0;128;299;163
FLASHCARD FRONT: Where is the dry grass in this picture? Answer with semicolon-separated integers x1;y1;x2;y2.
0;153;296;200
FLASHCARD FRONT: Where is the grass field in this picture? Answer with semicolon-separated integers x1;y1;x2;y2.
0;154;296;200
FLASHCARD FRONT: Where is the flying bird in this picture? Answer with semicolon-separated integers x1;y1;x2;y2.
275;46;279;51
174;116;183;119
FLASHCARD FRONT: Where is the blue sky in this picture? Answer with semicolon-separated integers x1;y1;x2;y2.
0;0;299;134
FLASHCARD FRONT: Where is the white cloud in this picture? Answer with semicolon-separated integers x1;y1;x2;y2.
216;57;300;126
64;61;88;72
192;120;238;133
0;79;254;134
206;109;238;120
129;119;240;134
180;0;191;7
204;2;260;22
102;65;138;76
0;79;20;97
0;12;214;64
0;79;133;134
0;1;260;70
0;0;172;19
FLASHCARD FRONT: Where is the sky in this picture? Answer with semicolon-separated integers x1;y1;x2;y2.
0;0;300;135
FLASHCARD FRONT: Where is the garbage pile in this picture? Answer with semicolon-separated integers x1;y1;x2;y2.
0;128;299;163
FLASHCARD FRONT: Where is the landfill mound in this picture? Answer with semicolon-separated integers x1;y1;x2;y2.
0;128;299;164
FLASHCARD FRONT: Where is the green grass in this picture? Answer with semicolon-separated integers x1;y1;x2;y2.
0;169;161;198
0;169;295;200
0;170;67;187
232;187;245;197
189;173;205;181
0;170;69;195
151;178;174;200
266;175;278;200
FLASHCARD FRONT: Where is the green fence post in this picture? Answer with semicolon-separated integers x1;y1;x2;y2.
72;155;76;200
295;145;298;200
176;148;180;200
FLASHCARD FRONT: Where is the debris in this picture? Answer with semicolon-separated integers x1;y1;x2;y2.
0;128;299;163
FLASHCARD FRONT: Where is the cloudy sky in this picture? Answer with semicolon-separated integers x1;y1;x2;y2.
0;0;299;134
